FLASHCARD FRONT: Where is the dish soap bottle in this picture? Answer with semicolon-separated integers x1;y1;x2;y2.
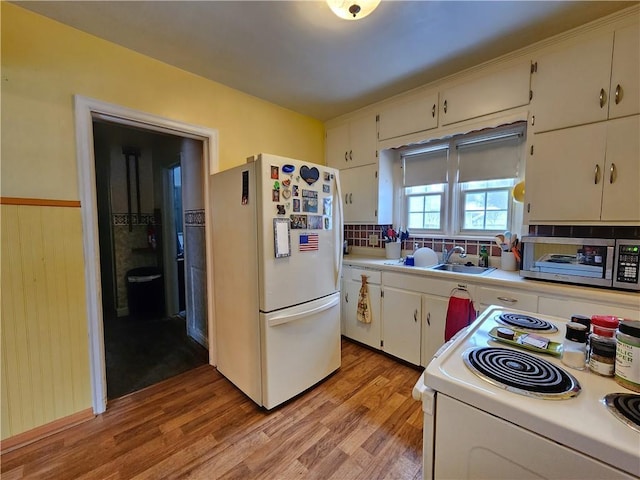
478;246;489;268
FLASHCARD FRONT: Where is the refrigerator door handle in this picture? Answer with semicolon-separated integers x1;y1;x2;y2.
267;295;340;327
334;170;344;290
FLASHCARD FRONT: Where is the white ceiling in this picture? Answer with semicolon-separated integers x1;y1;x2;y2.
16;1;634;121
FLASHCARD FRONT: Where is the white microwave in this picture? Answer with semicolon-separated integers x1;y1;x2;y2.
520;237;640;292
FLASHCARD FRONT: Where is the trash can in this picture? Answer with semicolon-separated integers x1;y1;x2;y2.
126;266;164;318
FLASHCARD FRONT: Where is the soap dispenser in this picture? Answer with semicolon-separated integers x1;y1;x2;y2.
479;246;489;268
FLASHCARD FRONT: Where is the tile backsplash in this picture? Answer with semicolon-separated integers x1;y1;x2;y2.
344;224;640;261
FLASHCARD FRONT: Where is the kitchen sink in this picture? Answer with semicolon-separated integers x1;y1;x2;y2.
430;263;495;275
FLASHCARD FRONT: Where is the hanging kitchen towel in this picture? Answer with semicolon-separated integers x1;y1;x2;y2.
357;274;372;324
444;295;477;342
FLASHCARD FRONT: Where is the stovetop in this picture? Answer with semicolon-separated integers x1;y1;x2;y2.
424;306;640;477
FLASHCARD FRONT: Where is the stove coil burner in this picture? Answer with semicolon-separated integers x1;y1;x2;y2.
604;393;640;433
463;347;580;399
496;313;558;333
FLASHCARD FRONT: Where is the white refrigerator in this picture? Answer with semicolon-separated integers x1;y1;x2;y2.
211;153;343;409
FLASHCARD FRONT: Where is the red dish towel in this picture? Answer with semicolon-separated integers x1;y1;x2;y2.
444;296;477;342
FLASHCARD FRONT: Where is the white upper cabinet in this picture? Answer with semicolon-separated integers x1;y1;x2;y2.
378;90;439;141
340;162;393;224
440;62;531;126
325;115;377;169
609;23;640;120
527;115;639;223
532;23;639;133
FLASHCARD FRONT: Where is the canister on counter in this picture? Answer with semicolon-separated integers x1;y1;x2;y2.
562;322;588;370
615;320;640;392
588;335;616;377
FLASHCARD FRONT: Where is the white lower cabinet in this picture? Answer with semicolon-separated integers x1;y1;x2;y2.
537;296;639;320
421;294;450;367
381;287;422;365
342;267;382;349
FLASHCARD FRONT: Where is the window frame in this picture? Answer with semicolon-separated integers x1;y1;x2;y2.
400;122;525;238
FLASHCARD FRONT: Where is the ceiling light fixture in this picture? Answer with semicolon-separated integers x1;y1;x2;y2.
327;0;381;20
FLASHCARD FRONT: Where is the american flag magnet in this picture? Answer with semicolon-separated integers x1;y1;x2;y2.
299;233;319;252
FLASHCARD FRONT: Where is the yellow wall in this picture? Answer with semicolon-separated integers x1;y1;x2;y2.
1;3;324;440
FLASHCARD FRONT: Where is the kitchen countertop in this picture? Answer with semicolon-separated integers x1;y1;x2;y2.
342;252;640;309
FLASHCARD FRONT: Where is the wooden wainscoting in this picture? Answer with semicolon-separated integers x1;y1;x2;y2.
0;338;424;479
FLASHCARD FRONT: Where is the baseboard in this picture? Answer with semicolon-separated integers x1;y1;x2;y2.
0;408;95;454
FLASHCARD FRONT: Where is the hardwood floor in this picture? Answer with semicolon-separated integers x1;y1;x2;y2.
1;338;424;480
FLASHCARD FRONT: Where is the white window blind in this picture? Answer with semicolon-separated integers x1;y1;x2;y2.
457;128;524;183
403;147;448;187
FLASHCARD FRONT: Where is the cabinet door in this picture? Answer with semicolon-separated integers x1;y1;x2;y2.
349;115;378;169
532;33;613;132
440;62;530;126
601;115;640;222
528;122;607;222
378;91;438;141
382;287;421;365
421;294;450;367
326;123;350;169
340;164;379;223
609;24;640;119
343;278;382;349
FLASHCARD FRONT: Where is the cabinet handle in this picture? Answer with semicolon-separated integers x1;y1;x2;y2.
345;193;348;204
615;84;622;105
497;296;517;303
594;164;601;185
344;151;348;162
610;163;616;184
599;88;607;108
443;100;448;114
414;309;418;322
345;293;349;303
431;104;436;118
349;150;353;161
349;193;353;204
426;312;431;326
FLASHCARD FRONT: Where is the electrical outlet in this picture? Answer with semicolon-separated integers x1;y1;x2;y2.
368;234;379;246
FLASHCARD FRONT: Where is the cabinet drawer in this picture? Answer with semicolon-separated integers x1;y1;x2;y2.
383;272;474;297
350;267;381;284
477;287;538;311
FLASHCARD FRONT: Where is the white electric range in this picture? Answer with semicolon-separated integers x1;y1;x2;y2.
413;305;640;480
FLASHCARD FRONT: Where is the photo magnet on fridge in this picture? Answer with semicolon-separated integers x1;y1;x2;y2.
323;184;330;193
270;165;279;179
276;205;286;215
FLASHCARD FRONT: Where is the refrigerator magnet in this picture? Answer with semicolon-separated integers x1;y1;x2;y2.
293;198;300;212
322;184;330;193
323;171;331;182
308;215;323;229
282;164;295;174
270;165;279;179
272;189;280;202
282;188;291;199
273;218;291;258
300;166;320;185
292;185;299;197
290;214;307;229
276;205;286;215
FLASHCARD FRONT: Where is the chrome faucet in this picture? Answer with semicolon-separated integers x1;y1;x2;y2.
443;245;467;264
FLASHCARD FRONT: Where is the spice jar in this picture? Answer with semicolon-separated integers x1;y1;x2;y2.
570;314;591;330
588;335;616;377
591;315;619;338
615;320;640;392
562;322;588;370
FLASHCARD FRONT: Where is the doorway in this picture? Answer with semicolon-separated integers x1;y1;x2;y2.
92;121;208;399
74;95;219;413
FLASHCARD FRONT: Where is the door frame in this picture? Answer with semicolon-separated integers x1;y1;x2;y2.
74;95;219;414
